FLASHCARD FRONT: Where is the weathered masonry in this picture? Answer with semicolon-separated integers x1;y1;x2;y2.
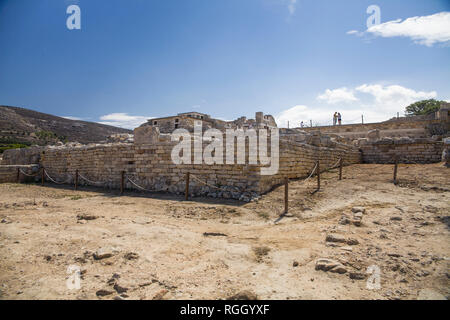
1;130;361;201
360;138;444;164
2;106;447;199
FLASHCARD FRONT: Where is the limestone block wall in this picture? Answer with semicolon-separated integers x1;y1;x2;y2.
40;143;135;188
259;139;361;193
36;137;362;200
360;139;444;164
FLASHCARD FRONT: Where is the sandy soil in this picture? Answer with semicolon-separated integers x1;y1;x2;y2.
0;163;449;300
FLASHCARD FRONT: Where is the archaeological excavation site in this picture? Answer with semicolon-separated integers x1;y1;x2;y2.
0;105;449;300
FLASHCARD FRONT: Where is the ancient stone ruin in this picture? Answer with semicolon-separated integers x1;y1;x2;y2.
1;108;448;199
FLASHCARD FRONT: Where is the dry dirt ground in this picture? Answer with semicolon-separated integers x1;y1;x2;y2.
0;163;449;300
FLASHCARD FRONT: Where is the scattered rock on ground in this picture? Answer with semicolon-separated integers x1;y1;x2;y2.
352;207;366;214
152;289;169;300
93;247;116;260
227;290;258;300
96;289;114;297
326;234;346;243
113;283;128;294
124;252;139;260
315;258;341;272
349;272;366;280
77;213;97;221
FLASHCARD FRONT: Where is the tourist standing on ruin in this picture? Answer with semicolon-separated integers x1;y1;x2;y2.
338;112;342;125
333;112;338;125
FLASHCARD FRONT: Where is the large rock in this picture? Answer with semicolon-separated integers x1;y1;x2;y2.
351;207;366;214
315;258;346;274
93;247;117;260
326;234;347;243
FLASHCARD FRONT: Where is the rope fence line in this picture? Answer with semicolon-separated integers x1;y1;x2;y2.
44;170;71;185
19;169;40;177
15;156;340;205
126;176;156;192
15;154;425;205
78;173;109;186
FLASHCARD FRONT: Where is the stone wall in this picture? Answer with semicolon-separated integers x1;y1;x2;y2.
0;164;40;183
1;146;43;165
301;119;447;140
35;136;361;201
259;139;361;193
360;138;444;164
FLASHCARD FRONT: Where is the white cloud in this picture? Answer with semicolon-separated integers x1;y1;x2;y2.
98;113;153;129
317;87;358;104
287;0;297;16
355;84;436;112
276;84;438;127
367;12;450;46
348;12;450;46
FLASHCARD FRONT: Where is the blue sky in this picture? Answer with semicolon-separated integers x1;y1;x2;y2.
0;0;449;128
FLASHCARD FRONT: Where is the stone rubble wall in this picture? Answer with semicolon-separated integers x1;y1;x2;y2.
1;146;43;165
360;138;444;164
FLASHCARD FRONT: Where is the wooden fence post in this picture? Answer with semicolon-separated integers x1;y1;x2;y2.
41;167;45;186
121;171;125;194
284;177;288;214
185;172;190;200
339;158;343;180
75;169;78;190
393;156;398;185
17;168;20;183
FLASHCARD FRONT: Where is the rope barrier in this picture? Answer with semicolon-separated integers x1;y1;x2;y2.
322;158;342;172
126;176;155;192
78;173;106;186
302;162;318;182
29;156;344;198
19;169;40;177
44;170;71;185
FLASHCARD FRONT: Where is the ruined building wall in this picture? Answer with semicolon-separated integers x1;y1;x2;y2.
360;138;444;164
259;139;361;193
34;135;362;201
0;164;39;183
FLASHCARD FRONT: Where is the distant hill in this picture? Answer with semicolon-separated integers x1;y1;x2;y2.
0;105;132;146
